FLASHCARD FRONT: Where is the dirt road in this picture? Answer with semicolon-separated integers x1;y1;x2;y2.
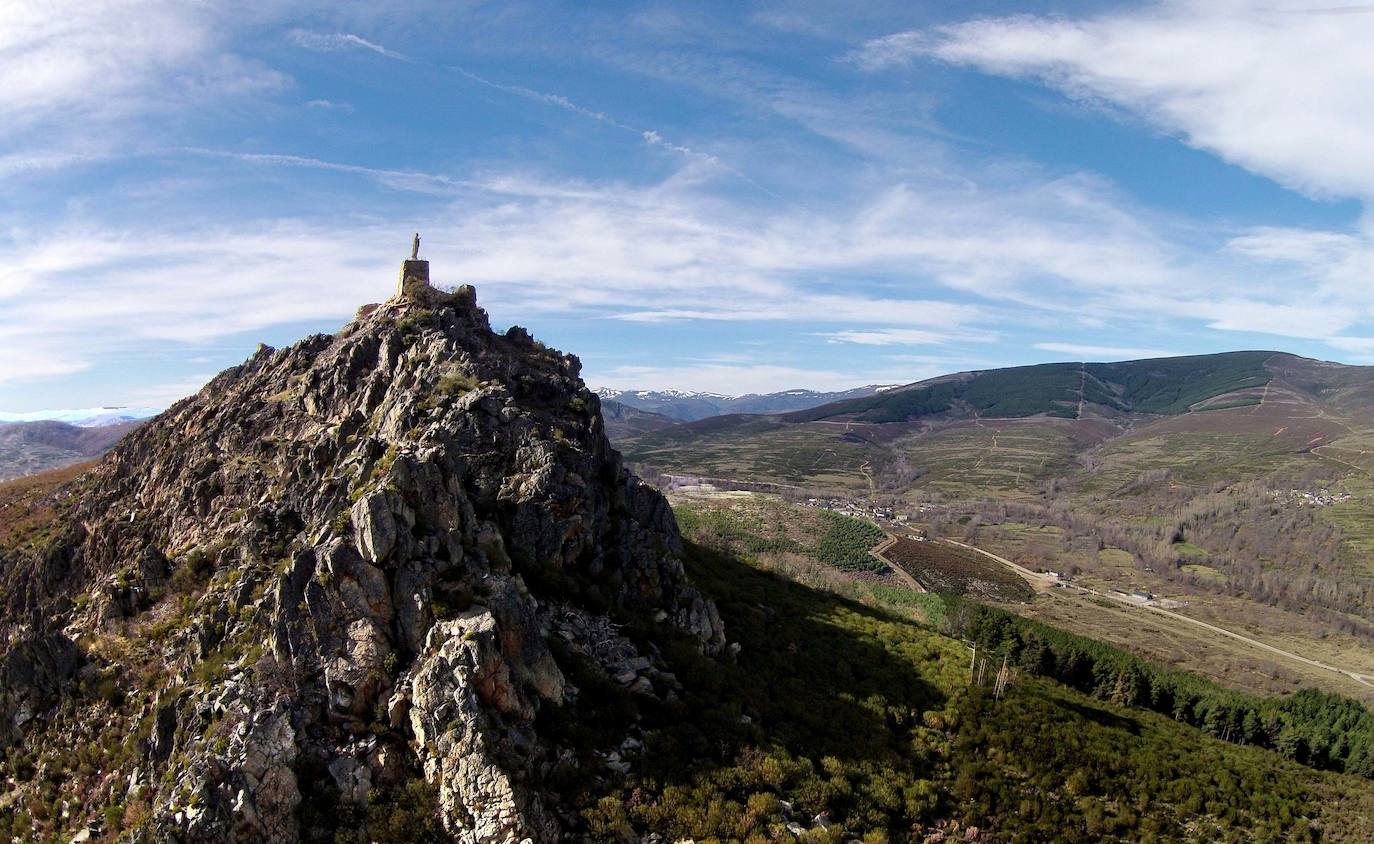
869;533;926;592
946;539;1374;691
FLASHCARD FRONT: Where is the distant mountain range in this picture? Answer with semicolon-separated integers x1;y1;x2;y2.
594;385;900;422
615;350;1374;490
0;406;160;427
0;408;158;481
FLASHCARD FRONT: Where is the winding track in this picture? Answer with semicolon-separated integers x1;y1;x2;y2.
944;538;1374;691
869;534;926;592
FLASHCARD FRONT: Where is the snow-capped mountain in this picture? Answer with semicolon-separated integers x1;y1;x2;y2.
593;385;900;422
0;406;161;427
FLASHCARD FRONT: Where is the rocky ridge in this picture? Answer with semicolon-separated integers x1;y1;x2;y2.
0;275;724;842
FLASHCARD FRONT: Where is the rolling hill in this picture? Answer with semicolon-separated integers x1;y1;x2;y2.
620;351;1374;490
0;418;145;482
786;350;1279;424
619;350;1374;706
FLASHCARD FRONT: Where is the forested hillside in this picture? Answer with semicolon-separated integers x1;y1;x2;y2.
787;352;1276;424
571;534;1374;841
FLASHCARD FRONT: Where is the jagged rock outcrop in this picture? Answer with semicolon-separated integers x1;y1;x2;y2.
0;278;724;842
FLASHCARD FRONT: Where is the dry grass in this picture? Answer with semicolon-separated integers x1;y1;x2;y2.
0;460;94;549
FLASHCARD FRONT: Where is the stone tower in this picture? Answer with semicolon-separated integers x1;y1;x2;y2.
398;232;430;295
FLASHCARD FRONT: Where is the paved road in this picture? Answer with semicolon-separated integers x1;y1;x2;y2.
945;538;1374;691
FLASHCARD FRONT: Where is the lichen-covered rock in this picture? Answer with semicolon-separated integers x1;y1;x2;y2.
0;280;723;841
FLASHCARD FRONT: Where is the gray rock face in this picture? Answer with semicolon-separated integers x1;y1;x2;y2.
0;283;723;841
409;602;560;843
0;633;78;746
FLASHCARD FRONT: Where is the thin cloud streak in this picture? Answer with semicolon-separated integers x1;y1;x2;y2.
287;29;408;61
1033;342;1176;361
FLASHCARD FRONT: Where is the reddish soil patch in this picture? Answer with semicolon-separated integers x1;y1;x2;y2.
883;537;1033;601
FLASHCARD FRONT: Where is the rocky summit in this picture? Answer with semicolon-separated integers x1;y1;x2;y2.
0;276;723;842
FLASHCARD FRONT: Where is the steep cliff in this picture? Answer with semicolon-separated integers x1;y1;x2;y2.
0;277;723;842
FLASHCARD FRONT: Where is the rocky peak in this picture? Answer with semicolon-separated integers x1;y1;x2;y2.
0;278;723;842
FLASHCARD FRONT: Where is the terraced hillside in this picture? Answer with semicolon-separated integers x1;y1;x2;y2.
787;351;1276;423
620;351;1374;705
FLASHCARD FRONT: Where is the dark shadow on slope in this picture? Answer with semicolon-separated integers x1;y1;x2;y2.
1057;698;1143;736
547;542;952;837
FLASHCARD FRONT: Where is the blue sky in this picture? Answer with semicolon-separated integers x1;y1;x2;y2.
5;1;1374;411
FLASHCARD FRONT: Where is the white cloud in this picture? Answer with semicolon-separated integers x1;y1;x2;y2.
8;139;1373;394
818;328;978;346
0;0;285;132
123;374;217;408
1033;342;1175;360
287;29;407;61
0;345;88;387
861;1;1374;200
0;221;397;386
305;99;355;113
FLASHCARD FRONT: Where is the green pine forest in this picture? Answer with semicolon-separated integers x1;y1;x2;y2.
576;502;1374;842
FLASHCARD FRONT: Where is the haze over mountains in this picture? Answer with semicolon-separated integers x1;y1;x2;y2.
595;385;899;422
0;415;154;482
0;407;160;427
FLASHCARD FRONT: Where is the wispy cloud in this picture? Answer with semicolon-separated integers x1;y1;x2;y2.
0;0;285;131
862;1;1374;200
820;328;986;346
1033;343;1175;361
588;362;915;394
451;65;766;189
452;66;634;130
177;148;476;195
287;29;407;61
305;99;354;114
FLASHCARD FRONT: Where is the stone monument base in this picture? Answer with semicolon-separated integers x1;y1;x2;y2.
398;259;430;294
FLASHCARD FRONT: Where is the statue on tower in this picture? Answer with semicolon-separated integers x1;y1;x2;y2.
398;232;431;296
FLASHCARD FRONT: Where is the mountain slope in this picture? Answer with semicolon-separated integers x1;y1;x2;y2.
0;419;144;482
0;279;723;842
618;350;1374;706
599;398;679;439
9;281;1374;842
620;351;1368;493
789;351;1278;424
